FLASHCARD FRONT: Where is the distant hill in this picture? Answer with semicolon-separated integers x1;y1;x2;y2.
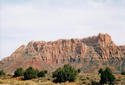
0;33;125;74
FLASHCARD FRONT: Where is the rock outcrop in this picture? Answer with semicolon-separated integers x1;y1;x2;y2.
0;33;125;74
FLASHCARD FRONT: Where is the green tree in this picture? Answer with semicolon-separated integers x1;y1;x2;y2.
98;68;103;74
99;67;115;85
100;71;107;84
0;70;5;76
38;71;46;77
77;69;81;73
121;71;125;75
52;64;78;83
24;67;38;80
13;68;24;77
44;70;48;74
35;69;39;75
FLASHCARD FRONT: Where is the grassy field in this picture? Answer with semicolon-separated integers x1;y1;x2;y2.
0;73;125;85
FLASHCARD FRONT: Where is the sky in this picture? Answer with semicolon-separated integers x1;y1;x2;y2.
0;0;125;60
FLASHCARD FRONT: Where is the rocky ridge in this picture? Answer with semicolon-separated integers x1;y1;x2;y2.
0;33;125;74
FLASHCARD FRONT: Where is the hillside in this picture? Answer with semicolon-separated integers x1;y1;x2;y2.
0;33;125;74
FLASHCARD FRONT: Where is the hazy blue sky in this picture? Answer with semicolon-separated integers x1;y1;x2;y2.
1;0;125;60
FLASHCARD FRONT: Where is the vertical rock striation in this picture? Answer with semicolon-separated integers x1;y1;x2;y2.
0;33;125;74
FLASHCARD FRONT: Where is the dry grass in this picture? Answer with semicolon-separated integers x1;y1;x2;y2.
0;73;125;85
0;79;37;85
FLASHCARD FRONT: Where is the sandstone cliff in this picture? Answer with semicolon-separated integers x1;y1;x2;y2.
0;33;125;74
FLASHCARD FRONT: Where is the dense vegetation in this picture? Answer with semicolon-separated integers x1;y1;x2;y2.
98;68;103;74
98;67;115;84
121;71;125;75
24;67;38;80
1;65;122;84
38;70;48;77
0;70;5;76
13;68;24;77
77;69;81;73
1;65;125;85
12;67;48;80
52;64;79;83
23;67;48;80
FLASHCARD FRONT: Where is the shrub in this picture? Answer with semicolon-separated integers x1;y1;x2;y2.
0;70;5;76
98;68;103;74
44;70;48;74
99;67;115;84
13;68;24;77
52;64;78;83
121;71;125;75
77;69;81;73
38;70;47;77
24;67;38;80
35;69;39;75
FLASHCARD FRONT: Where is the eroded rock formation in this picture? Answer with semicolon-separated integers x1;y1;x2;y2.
0;33;125;74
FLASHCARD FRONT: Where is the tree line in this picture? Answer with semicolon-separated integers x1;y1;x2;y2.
0;64;80;81
0;67;48;80
0;64;125;84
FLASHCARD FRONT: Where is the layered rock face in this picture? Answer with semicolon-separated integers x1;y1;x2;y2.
0;33;125;74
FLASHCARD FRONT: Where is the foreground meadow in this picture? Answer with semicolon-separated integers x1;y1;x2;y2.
0;73;125;85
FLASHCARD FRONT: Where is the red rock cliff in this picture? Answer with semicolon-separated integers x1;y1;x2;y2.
0;33;125;74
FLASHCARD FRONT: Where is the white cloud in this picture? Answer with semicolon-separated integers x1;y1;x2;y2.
1;0;125;60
